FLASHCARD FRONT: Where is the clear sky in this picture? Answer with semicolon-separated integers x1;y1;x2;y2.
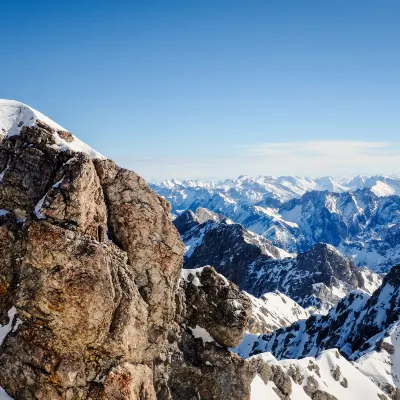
1;0;399;181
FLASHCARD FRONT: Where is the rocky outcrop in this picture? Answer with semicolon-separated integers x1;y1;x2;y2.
182;218;286;285
0;101;264;400
166;267;255;400
93;159;183;363
0;104;184;399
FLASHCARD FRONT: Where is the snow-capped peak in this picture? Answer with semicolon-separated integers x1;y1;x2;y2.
0;99;104;159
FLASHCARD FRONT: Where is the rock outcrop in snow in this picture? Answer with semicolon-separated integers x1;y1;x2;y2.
166;266;256;399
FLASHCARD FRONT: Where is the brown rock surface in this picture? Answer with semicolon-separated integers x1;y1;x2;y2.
0;120;183;399
0;108;259;400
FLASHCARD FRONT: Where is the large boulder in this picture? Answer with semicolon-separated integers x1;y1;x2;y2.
0;102;184;399
165;267;255;400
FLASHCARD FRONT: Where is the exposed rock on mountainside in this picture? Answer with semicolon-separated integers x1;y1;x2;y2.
166;266;256;399
237;267;400;399
173;207;225;235
243;243;381;310
181;216;287;283
179;212;381;311
242;265;400;396
0;100;186;399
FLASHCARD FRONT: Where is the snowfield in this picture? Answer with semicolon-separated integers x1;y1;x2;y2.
250;349;387;400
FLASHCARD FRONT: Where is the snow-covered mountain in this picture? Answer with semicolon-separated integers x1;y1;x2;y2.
152;175;400;210
157;178;400;271
177;208;382;312
250;349;388;400
238;264;400;399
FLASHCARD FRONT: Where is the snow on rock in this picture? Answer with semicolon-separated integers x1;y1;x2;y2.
33;195;47;220
0;307;16;346
181;266;229;288
188;325;217;344
180;210;379;314
181;267;205;287
240;263;400;399
250;375;281;400
244;290;371;360
250;349;387;400
0;99;104;159
153;177;400;272
245;291;309;335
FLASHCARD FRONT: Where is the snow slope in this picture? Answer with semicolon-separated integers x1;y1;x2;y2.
0;99;104;159
354;321;400;394
246;291;309;334
250;349;387;400
237;265;400;396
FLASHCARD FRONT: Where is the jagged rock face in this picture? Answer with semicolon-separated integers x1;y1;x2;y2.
0;122;68;214
93;159;184;362
182;267;251;348
102;364;156;400
0;219;20;325
39;154;107;239
244;243;368;310
173;207;225;235
182;218;284;285
166;267;255;400
0;109;184;399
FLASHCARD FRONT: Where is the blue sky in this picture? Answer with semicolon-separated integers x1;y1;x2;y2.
1;1;399;180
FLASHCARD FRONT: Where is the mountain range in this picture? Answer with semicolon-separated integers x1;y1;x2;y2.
0;99;399;399
152;179;400;272
175;207;382;313
238;264;400;399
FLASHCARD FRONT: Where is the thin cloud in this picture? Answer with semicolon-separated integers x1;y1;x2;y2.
122;140;400;181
